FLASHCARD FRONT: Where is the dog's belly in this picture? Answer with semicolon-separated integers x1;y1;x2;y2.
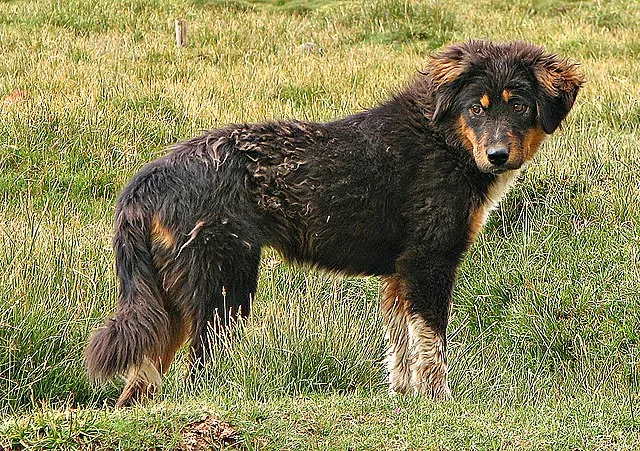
305;242;399;276
275;211;403;276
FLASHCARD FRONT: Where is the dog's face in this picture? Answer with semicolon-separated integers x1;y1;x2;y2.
428;41;584;173
455;79;546;173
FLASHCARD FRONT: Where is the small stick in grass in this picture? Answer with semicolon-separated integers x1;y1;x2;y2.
175;18;187;48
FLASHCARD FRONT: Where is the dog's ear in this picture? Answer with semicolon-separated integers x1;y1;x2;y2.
428;45;471;121
533;55;584;134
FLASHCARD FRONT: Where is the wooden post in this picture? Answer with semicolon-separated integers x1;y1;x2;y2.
175;18;187;48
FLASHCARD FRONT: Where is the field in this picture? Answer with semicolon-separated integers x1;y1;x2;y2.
1;0;640;449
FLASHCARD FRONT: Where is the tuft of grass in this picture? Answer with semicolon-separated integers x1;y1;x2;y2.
189;266;386;402
0;206;117;413
329;0;456;48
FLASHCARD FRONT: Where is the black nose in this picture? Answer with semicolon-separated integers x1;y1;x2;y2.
487;146;509;165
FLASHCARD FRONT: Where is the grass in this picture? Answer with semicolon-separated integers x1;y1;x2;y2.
1;0;640;448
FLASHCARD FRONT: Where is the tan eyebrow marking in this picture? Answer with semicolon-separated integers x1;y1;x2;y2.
480;94;490;108
502;90;512;102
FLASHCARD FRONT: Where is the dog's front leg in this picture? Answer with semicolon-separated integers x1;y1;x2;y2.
381;275;413;394
384;254;457;400
405;305;451;399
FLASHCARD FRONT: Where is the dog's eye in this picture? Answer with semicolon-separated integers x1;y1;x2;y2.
513;103;528;113
470;105;485;116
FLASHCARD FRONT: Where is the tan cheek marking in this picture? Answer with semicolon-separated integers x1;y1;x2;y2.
151;214;175;249
502;90;512;102
456;116;477;154
480;94;490;109
475;132;489;167
523;126;547;161
506;130;525;167
458;116;492;170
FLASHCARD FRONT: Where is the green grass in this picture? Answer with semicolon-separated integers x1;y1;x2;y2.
1;0;640;448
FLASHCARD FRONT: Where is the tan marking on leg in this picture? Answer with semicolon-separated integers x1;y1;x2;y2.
151;214;175;249
406;313;451;399
116;357;162;407
480;94;490;109
156;313;190;374
381;275;412;394
115;299;190;407
502;89;512;102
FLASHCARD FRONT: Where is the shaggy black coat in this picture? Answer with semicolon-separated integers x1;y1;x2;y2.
85;40;583;406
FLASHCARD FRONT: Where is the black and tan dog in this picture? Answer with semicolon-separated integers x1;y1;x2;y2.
85;40;583;406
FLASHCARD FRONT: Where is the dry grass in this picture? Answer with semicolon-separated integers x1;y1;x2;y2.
1;0;640;448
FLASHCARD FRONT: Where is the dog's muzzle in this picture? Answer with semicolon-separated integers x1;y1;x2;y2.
487;146;510;166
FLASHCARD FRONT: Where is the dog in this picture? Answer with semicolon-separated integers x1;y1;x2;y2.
85;40;583;407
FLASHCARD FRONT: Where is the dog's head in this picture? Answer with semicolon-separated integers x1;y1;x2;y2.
426;40;584;173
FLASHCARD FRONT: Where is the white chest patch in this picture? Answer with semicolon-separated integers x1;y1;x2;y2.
475;169;522;231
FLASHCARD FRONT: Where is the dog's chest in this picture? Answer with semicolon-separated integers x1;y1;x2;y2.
468;170;521;242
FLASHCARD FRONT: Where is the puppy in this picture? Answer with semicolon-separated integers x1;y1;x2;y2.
85;40;583;406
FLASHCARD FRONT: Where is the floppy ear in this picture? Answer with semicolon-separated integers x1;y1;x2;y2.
534;55;584;134
427;45;471;121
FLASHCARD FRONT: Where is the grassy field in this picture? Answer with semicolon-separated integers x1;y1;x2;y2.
1;0;640;448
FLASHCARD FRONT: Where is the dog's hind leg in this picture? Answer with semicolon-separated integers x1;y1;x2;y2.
113;224;192;408
115;304;190;407
186;246;261;371
86;205;180;408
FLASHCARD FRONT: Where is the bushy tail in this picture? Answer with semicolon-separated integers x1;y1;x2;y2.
85;202;170;381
